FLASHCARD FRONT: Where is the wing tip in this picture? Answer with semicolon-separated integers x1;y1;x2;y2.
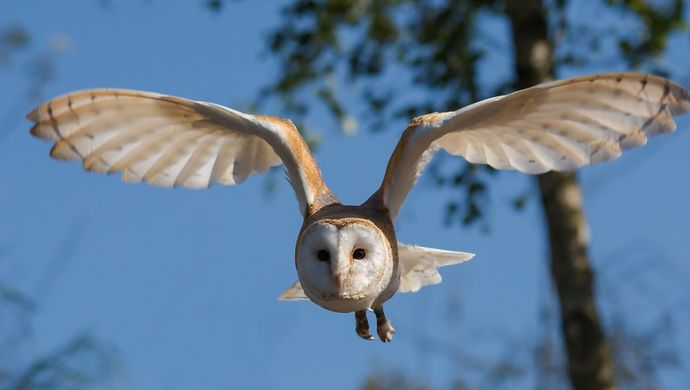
49;140;82;161
448;252;475;265
277;292;309;302
26;107;40;122
29;123;58;141
278;281;309;301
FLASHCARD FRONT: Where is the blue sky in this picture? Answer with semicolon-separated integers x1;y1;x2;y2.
1;1;689;389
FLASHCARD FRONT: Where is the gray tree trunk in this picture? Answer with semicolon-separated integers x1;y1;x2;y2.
506;1;617;389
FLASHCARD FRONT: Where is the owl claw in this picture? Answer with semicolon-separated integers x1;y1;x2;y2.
377;322;396;343
359;332;376;340
374;306;395;343
355;310;374;340
356;308;395;342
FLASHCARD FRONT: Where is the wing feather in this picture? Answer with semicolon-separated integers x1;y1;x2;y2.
397;243;474;293
376;73;689;220
29;89;334;215
277;281;309;301
174;132;224;189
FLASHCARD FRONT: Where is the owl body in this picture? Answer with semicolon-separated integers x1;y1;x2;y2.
28;72;690;341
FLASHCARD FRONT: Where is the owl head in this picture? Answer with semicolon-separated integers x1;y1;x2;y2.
295;218;396;313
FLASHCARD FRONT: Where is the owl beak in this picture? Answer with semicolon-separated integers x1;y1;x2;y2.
332;271;346;291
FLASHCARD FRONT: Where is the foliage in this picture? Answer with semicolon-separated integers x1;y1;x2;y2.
0;279;117;390
6;334;116;390
208;0;688;227
0;26;30;65
262;0;507;226
606;0;686;68
0;225;116;390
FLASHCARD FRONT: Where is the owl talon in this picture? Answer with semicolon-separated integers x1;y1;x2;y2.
355;310;375;340
377;323;396;342
360;333;376;340
374;306;395;343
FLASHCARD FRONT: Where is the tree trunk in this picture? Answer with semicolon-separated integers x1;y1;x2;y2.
506;1;617;389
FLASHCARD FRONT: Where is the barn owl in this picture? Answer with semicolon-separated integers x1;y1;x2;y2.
28;73;689;342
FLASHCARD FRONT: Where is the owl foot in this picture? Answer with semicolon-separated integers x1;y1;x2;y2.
355;310;375;340
374;306;396;343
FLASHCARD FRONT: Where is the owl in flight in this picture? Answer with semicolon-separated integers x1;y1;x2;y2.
29;73;689;342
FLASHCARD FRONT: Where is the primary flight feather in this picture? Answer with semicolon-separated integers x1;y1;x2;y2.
29;72;689;342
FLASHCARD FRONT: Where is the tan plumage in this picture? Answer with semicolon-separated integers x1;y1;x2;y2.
28;89;333;215
28;73;689;342
379;73;690;219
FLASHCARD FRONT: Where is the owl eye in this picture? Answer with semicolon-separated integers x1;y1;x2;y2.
317;249;331;262
352;248;366;260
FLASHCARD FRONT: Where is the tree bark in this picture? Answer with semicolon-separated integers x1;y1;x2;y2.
506;1;617;389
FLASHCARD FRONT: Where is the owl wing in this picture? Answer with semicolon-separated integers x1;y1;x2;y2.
397;243;474;293
28;89;334;215
377;73;690;220
277;281;309;301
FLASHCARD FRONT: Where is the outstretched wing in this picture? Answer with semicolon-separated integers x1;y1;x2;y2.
377;73;690;220
397;243;474;293
28;89;334;215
